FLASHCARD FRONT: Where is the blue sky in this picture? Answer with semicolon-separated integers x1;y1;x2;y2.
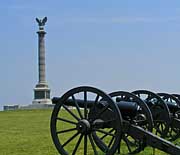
1;0;180;110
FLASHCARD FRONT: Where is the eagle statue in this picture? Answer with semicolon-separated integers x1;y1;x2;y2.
36;17;47;27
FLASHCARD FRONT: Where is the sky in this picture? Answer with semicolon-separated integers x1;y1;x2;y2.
1;0;180;110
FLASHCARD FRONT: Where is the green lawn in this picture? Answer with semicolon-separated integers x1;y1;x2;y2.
0;109;178;155
0;109;58;155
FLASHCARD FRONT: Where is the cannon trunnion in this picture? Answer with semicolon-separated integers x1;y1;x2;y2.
50;86;180;155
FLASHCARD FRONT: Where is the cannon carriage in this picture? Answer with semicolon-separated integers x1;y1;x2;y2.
50;86;180;155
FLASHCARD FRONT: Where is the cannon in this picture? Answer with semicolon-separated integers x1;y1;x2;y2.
157;93;180;140
50;86;180;155
132;90;171;138
91;90;153;154
132;90;180;141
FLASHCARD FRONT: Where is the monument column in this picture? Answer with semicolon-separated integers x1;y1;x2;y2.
38;30;46;84
33;17;51;104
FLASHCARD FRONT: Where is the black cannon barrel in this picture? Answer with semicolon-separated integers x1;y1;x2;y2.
165;101;180;112
116;101;139;117
52;97;63;104
143;99;180;113
52;97;96;108
130;97;180;113
52;97;139;117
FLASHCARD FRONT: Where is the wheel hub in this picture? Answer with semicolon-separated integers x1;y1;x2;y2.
77;119;91;134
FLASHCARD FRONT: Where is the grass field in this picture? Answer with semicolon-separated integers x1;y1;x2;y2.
0;109;58;155
0;109;178;155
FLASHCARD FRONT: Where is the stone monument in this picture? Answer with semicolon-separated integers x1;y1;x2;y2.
32;17;51;104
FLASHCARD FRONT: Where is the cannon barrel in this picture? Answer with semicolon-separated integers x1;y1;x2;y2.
157;93;180;113
165;101;180;112
52;97;139;117
144;99;180;113
103;95;180;121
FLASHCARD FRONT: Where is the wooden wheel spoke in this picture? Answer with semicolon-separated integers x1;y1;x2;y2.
94;95;100;105
89;134;98;155
95;129;115;137
95;104;109;119
56;117;77;125
56;128;77;134
72;134;83;155
72;95;83;119
123;135;132;153
62;132;79;148
84;91;88;119
62;104;80;121
90;95;100;115
108;136;115;148
84;134;87;155
160;123;164;131
100;129;115;140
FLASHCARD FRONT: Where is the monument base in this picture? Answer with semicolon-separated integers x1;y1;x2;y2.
33;84;51;104
32;99;52;104
20;103;54;110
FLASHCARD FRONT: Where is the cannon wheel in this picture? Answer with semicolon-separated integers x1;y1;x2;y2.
91;91;153;154
172;94;180;118
173;94;180;101
172;94;180;124
158;93;180;141
109;91;153;154
50;86;122;155
132;90;171;138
